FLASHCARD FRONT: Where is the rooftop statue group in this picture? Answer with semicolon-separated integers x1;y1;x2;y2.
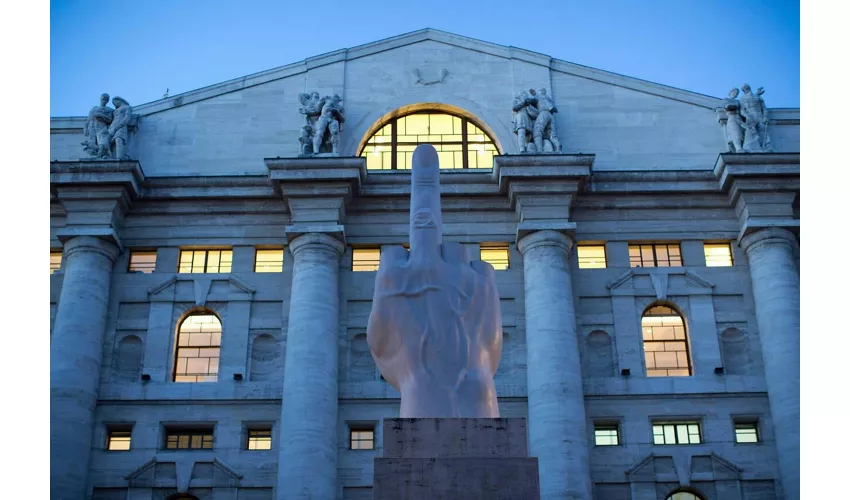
297;92;345;156
81;93;133;160
512;88;562;154
722;84;772;153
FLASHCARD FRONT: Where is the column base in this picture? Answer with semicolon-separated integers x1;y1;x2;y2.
373;418;540;500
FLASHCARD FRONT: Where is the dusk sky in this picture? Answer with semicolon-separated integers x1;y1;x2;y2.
50;0;800;116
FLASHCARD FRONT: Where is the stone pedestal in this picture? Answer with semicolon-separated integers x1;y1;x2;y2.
374;418;540;500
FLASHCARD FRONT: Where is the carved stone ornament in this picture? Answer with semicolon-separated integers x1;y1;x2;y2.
719;84;772;153
297;91;345;156
512;87;562;154
411;67;449;85
81;93;134;160
367;144;503;418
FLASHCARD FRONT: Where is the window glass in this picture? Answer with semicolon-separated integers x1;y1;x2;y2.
704;243;734;267
350;428;375;450
577;245;607;269
129;251;157;273
50;251;62;274
352;248;381;272
642;306;692;377
480;246;510;271
255;249;284;273
247;429;273;450
107;429;132;451
174;313;221;383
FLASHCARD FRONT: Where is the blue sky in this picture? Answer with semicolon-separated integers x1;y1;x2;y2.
50;0;799;116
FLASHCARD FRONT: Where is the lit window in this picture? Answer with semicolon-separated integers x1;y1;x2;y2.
594;424;619;446
360;112;499;170
165;428;214;449
653;422;701;445
480;245;510;270
629;244;682;267
50;251;62;274
642;306;692;377
129;251;157;273
246;429;273;450
178;249;232;273
173;313;221;383
350;427;375;450
667;492;701;500
106;428;132;451
255;249;284;273
577;245;607;269
704;243;734;267
734;421;759;443
352;248;381;272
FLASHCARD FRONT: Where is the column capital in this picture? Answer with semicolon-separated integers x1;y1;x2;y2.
517;230;575;257
289;231;345;258
739;227;798;254
62;235;120;262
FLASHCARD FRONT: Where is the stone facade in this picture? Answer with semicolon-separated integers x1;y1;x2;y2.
50;29;800;500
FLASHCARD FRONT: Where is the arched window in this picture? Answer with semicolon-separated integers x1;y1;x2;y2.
359;112;499;170
666;491;703;500
173;312;222;382
641;305;692;377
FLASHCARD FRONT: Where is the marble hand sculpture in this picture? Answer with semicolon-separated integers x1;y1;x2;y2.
367;144;503;418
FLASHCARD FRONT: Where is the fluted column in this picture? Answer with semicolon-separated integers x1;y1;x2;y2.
740;228;800;500
50;236;119;500
517;230;591;500
277;232;345;500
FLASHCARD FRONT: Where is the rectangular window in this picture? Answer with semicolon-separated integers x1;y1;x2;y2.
106;427;132;451
128;251;157;273
704;243;734;267
164;428;214;450
480;245;510;271
254;249;284;273
593;424;619;446
246;428;273;450
350;426;375;450
652;422;701;445
178;250;233;273
50;251;62;274
734;421;759;443
352;248;381;272
577;245;607;269
629;244;683;267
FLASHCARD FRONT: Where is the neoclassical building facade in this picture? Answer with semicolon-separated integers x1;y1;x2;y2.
50;29;800;500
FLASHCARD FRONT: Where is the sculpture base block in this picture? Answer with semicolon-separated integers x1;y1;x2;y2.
373;418;540;500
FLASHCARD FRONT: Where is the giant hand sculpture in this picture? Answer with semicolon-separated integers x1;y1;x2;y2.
367;144;503;418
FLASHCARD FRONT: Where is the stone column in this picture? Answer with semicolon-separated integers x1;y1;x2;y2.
740;228;799;500
517;230;591;500
50;236;119;500
276;232;344;500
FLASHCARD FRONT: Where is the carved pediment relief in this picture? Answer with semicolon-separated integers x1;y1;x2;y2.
148;275;256;305
606;269;715;298
625;452;742;486
125;456;243;492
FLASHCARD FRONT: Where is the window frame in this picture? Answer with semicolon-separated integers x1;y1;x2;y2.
641;305;693;377
50;250;62;274
178;249;233;274
628;243;683;267
733;419;760;444
349;424;376;451
105;424;133;451
254;248;285;273
352;247;381;272
479;244;510;271
652;421;702;445
245;426;274;450
577;244;607;269
128;250;158;273
173;312;222;383
359;111;499;170
703;242;734;267
593;422;620;446
162;426;215;450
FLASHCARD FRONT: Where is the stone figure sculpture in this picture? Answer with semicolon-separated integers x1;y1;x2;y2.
722;88;745;152
533;88;562;153
82;93;114;158
512;89;539;153
109;97;133;160
367;144;503;418
297;91;345;155
739;84;771;152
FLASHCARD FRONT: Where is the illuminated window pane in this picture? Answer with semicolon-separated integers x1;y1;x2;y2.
361;112;498;170
107;429;132;451
174;313;221;382
642;306;691;377
652;422;701;445
704;243;734;267
577;245;607;269
178;250;232;273
352;248;381;272
129;251;157;273
164;428;214;449
50;251;62;274
735;421;759;443
480;246;510;271
629;244;682;267
255;249;284;273
594;425;619;446
350;427;375;450
247;429;273;450
668;492;700;500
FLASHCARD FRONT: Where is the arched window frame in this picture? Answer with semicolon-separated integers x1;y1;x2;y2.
358;111;500;170
665;489;706;500
641;303;693;377
173;310;222;383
